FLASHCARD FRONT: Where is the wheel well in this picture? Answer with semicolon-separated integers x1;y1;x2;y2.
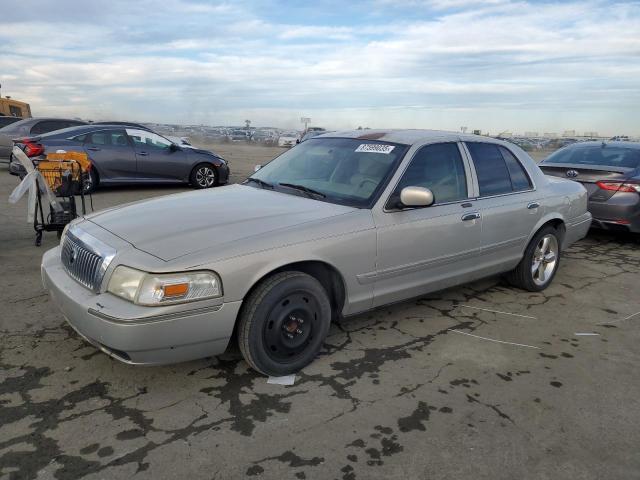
246;261;346;321
90;166;100;185
541;218;566;243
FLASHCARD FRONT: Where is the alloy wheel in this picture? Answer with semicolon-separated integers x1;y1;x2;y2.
195;166;216;188
531;234;558;286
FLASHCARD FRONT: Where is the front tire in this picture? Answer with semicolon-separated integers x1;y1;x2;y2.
190;163;217;189
506;225;561;291
238;272;332;376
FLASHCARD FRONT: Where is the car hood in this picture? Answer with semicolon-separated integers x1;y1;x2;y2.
86;184;358;262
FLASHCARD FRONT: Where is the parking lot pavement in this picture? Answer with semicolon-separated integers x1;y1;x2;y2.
1;147;640;480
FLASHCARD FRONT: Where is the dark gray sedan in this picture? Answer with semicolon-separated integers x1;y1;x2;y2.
9;124;229;191
539;141;640;233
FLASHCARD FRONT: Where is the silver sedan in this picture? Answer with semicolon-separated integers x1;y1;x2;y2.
41;130;591;375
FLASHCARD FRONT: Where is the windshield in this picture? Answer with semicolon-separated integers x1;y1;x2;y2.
249;137;408;208
544;145;640;169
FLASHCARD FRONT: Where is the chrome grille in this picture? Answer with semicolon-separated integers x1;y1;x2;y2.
60;227;115;292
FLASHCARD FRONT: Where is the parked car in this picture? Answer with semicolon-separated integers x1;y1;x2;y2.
278;131;299;147
0;116;22;129
228;129;250;142
41;130;591;375
0;117;87;162
539;141;640;233
10;124;229;191
251;129;278;145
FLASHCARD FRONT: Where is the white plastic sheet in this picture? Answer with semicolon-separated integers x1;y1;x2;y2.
8;147;61;222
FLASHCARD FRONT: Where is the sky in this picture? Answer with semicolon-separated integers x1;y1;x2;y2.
1;0;639;135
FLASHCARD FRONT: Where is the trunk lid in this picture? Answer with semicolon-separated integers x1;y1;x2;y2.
539;163;635;201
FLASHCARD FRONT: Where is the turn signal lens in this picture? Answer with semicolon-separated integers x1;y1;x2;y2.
163;283;189;298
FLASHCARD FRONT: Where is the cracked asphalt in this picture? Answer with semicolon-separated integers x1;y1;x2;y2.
1;145;639;480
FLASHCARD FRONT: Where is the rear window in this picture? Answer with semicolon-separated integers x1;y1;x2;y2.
545;145;640;169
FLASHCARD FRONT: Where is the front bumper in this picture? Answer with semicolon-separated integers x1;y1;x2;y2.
41;247;242;365
217;162;230;184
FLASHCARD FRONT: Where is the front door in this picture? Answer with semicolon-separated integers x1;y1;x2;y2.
126;129;188;181
372;142;482;307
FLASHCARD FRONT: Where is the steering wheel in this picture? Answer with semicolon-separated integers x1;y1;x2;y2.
358;179;378;190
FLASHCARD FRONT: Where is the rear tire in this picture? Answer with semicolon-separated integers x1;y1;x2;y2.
506;225;561;292
190;163;217;189
84;169;98;194
238;271;332;376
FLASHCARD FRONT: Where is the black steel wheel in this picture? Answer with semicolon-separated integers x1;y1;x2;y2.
238;271;332;376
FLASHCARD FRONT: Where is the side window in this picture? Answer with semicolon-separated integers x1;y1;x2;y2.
86;129;128;146
391;142;467;206
30;121;60;135
126;129;172;150
499;146;532;191
71;134;87;143
466;142;513;196
110;130;129;146
88;132;108;145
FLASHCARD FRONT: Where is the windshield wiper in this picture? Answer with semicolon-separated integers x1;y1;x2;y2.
278;183;326;198
244;177;274;189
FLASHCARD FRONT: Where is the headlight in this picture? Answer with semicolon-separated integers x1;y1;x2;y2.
107;266;222;306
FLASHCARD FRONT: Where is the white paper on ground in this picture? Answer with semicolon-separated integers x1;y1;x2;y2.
574;332;600;336
267;375;296;386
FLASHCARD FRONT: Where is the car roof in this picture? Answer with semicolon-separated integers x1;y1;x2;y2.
316;129;502;146
38;123;154;138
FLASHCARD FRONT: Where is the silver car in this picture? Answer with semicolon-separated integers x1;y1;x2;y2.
41;130;592;375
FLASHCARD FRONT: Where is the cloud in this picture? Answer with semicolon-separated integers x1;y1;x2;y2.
0;0;638;134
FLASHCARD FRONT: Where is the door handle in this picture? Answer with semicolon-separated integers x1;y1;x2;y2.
138;151;149;156
461;212;481;221
86;147;100;151
527;202;540;210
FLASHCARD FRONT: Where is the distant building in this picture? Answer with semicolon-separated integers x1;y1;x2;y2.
562;130;576;137
524;131;539;137
583;131;599;138
472;129;482;135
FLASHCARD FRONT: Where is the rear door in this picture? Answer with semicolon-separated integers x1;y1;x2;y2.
84;129;137;181
126;129;189;181
464;142;542;268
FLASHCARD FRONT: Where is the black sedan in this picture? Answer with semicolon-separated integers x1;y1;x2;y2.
539;141;640;233
9;124;229;191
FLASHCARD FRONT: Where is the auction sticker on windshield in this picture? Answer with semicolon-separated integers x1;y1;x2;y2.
355;144;395;154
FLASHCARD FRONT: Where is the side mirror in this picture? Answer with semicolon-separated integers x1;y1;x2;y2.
169;143;179;152
399;186;434;208
254;164;262;172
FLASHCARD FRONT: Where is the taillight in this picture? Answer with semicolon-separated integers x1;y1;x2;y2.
17;139;45;158
596;181;640;193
